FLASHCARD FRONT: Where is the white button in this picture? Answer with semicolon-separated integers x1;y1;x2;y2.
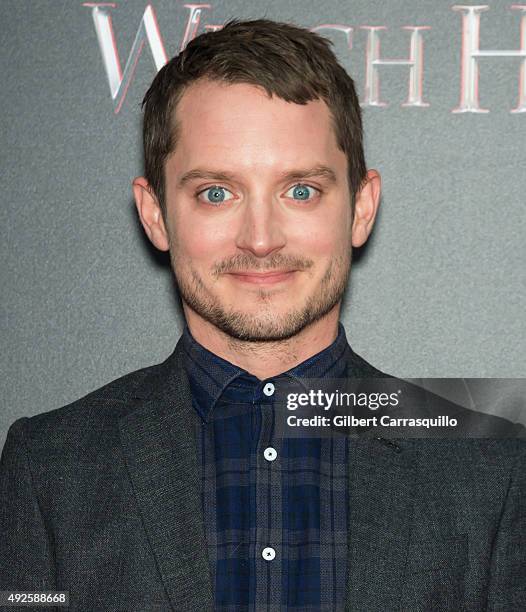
264;447;277;462
263;382;275;397
262;547;276;561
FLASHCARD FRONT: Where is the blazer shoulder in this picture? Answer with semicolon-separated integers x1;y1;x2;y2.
2;355;180;469
20;357;169;439
348;348;392;378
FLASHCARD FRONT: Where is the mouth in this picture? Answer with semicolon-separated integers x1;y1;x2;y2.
226;270;298;285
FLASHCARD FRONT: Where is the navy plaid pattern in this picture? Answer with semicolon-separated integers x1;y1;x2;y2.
181;323;354;611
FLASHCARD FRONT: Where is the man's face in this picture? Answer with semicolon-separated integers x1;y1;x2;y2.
162;79;354;342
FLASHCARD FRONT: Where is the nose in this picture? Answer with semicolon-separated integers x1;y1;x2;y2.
234;195;286;259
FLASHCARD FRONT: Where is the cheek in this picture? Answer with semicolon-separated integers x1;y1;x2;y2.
171;211;232;262
289;211;351;257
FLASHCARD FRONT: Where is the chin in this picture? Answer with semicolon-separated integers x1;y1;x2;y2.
208;304;319;342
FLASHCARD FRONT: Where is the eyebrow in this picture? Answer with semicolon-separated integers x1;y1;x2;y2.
281;165;338;185
178;169;235;188
177;165;338;188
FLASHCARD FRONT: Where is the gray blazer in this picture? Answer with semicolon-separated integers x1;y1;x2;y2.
1;340;525;611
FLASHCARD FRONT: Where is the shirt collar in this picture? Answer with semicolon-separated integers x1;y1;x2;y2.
181;322;354;422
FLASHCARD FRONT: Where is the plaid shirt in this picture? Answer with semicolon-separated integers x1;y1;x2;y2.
181;323;356;611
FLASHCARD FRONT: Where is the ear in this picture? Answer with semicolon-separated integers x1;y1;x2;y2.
132;177;170;252
351;169;381;248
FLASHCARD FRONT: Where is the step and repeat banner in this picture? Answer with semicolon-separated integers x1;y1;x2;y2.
1;1;524;445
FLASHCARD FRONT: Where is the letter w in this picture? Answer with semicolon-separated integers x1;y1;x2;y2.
83;3;168;113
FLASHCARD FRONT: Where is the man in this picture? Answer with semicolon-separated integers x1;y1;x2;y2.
1;18;524;612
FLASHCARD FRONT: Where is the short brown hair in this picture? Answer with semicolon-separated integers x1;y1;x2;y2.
141;18;366;219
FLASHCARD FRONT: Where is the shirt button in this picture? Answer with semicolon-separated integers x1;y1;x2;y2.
264;447;277;462
262;547;276;561
263;382;275;397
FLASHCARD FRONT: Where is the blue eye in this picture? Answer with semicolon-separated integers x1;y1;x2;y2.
285;184;320;201
197;185;235;205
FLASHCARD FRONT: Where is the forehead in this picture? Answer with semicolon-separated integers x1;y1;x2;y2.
169;79;343;171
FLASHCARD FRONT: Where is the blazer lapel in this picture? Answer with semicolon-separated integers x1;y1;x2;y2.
346;434;418;611
118;341;214;611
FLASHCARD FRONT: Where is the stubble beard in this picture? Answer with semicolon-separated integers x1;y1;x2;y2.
169;248;352;342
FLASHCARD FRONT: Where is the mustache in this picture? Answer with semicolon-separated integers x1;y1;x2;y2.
212;253;314;277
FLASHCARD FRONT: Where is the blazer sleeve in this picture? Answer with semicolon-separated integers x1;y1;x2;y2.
486;440;526;611
0;417;57;590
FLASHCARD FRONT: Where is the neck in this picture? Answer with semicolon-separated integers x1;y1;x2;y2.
183;306;341;380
